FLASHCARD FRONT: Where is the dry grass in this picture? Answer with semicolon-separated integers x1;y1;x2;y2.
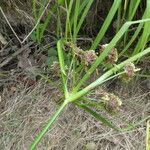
0;78;149;150
0;0;33;25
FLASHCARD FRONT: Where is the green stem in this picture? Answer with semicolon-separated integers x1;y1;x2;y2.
74;19;150;92
29;48;150;149
29;101;68;150
69;48;150;102
91;0;122;49
57;40;69;98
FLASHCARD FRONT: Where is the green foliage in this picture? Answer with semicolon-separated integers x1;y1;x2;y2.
65;0;94;42
29;0;150;149
75;102;119;130
91;0;122;50
119;0;150;57
132;0;150;56
45;48;58;67
31;0;64;43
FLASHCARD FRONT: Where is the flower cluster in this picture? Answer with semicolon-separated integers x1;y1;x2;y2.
99;44;118;64
120;62;136;82
95;88;122;112
69;43;97;66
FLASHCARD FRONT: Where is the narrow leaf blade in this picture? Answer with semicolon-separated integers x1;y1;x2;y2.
75;102;119;130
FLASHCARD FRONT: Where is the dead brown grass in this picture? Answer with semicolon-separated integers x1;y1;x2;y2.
0;78;149;150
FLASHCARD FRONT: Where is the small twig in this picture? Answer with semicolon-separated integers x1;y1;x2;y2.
0;7;22;43
0;42;33;68
21;0;52;43
0;0;52;44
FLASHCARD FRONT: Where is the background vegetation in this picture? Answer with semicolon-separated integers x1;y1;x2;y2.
0;0;150;149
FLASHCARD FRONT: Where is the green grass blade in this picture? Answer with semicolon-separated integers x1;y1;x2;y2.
65;0;74;40
91;0;122;50
37;0;48;17
128;0;141;20
74;19;150;92
123;0;141;45
70;0;89;29
73;0;80;40
75;102;119;130
32;0;52;43
119;9;147;57
58;0;65;5
39;74;62;91
79;0;89;14
70;47;150;102
39;4;57;42
57;40;69;97
56;6;63;38
121;116;150;132
36;0;48;43
116;3;122;32
132;0;150;56
32;0;37;21
119;23;143;57
29;101;68;150
121;0;128;20
128;0;134;17
33;1;64;43
75;0;94;38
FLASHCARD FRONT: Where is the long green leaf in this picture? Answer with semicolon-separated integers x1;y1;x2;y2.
57;40;69;97
29;101;68;150
123;0;141;45
119;9;147;57
65;0;74;40
73;0;80;39
91;0;122;50
70;0;89;30
29;48;150;150
39;4;57;42
32;0;37;21
128;0;141;20
132;0;150;55
74;19;150;92
75;0;94;38
75;102;119;130
70;47;150;101
36;0;48;42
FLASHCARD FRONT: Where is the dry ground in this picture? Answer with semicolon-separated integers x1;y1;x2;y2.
0;77;149;150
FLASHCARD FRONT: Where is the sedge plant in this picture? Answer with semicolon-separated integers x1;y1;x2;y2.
29;20;150;150
29;0;150;149
118;0;150;58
